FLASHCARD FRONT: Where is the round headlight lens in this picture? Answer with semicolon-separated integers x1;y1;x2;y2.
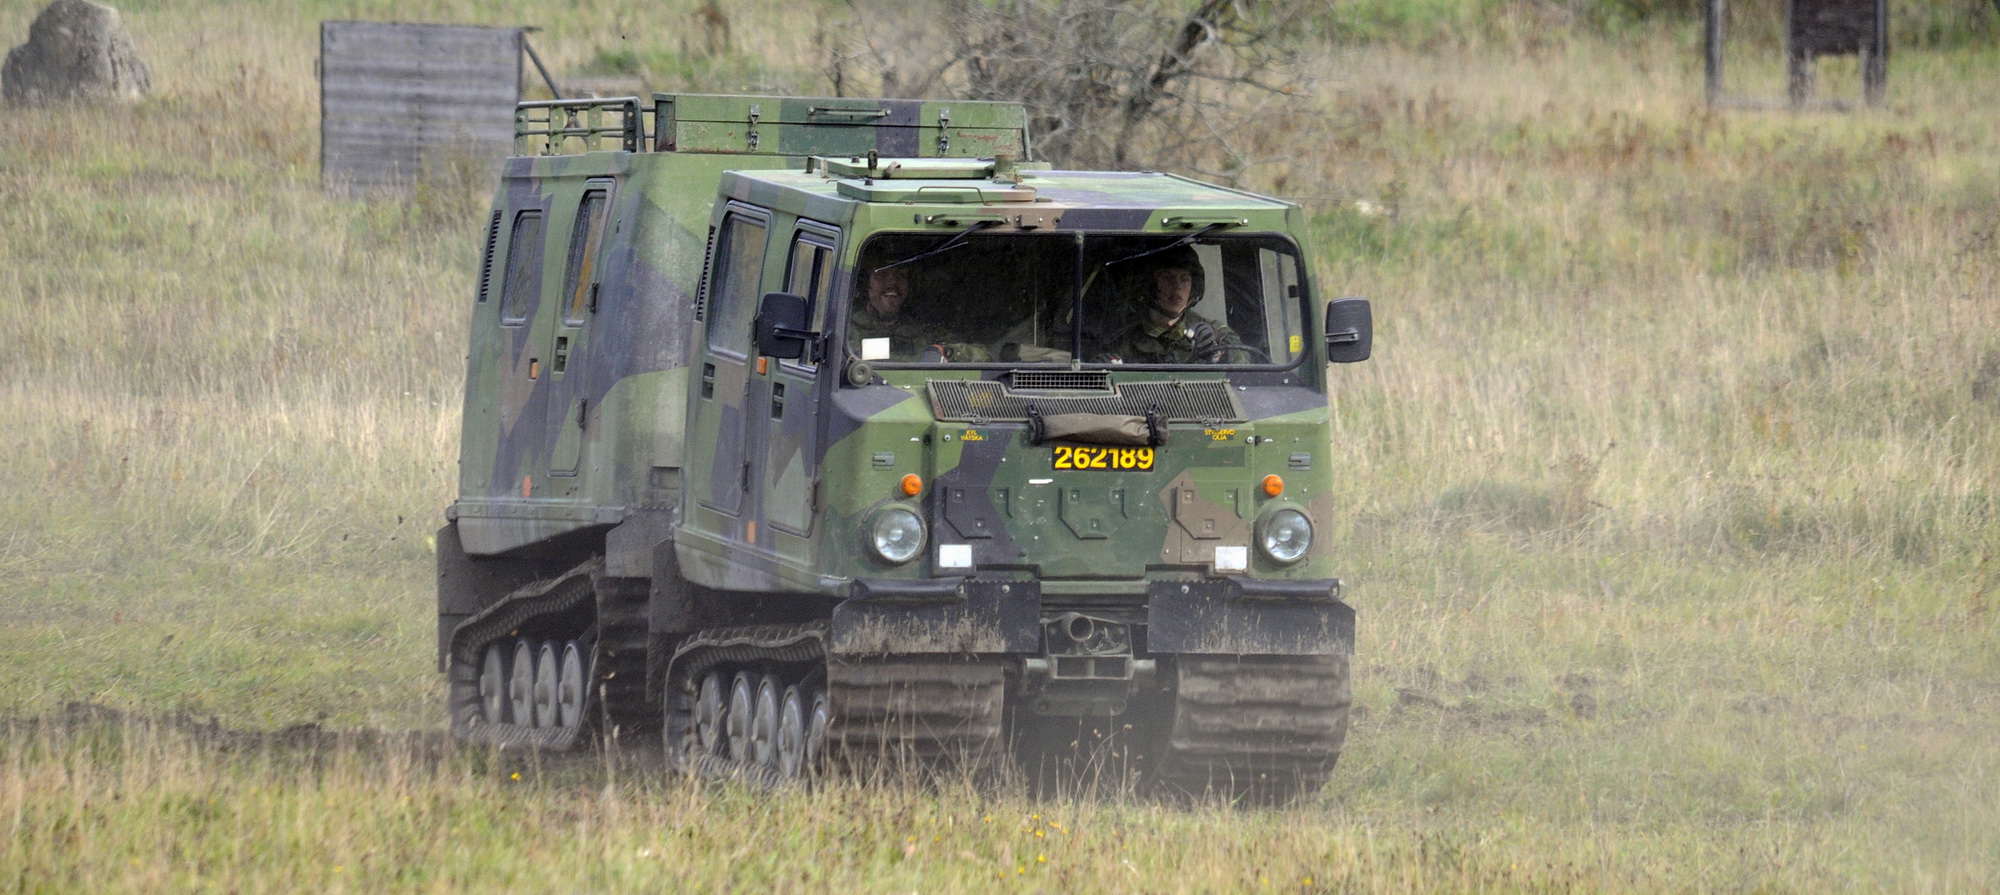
1260;509;1313;564
870;506;926;564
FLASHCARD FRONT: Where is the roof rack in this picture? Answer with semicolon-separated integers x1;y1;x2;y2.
510;93;1030;161
514;97;644;156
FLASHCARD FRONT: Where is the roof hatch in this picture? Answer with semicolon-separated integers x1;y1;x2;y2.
821;156;996;179
819;156;1038;204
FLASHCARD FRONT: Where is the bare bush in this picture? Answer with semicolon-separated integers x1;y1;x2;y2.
820;0;1325;181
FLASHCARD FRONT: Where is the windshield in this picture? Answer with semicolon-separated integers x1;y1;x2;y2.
845;232;1309;368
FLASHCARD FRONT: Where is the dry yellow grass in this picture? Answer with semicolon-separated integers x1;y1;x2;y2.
0;0;1995;890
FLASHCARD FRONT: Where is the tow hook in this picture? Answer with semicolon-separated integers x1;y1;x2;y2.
1022;612;1157;715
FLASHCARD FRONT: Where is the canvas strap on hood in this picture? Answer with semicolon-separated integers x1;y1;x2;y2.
1025;405;1165;447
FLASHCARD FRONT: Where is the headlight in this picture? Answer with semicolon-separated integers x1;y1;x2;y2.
870;506;926;564
1259;509;1313;564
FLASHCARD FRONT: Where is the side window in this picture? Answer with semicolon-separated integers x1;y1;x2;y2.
784;239;823;299
499;211;546;325
785;236;835;337
1189;243;1227;324
813;249;835;309
560;188;611;325
703;213;769;355
1259;247;1305;364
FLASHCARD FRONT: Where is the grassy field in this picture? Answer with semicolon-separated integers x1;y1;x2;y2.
2;0;1997;891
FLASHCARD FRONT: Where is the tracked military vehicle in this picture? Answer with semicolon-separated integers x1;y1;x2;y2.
437;93;1373;799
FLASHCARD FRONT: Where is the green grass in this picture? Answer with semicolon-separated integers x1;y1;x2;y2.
2;0;1998;890
8;713;1986;892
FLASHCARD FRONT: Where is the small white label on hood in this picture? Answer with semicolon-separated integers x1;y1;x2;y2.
1214;545;1248;572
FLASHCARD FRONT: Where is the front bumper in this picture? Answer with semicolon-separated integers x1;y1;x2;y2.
828;576;1352;658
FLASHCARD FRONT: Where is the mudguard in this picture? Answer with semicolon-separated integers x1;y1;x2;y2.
829;578;1042;656
1146;579;1355;655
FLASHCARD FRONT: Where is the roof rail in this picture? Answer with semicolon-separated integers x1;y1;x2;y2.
511;93;1033;160
514;97;643;156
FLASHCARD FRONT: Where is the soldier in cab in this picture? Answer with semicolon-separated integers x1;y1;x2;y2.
1094;247;1248;365
848;263;992;362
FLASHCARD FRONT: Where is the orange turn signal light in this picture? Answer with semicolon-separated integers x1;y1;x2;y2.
1261;474;1284;498
900;474;923;497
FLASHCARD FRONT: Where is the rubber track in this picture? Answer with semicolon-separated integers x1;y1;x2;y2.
663;623;827;786
591;577;653;737
663;623;1007;781
825;661;1005;761
1151;654;1352;801
446;558;649;751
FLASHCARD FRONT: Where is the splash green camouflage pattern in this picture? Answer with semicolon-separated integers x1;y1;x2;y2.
672;164;1337;597
436;95;1371;799
442;92;1367;667
450;95;1028;558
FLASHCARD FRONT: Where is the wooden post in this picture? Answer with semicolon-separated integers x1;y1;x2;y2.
1705;0;1726;107
1784;0;1812;107
1863;0;1888;106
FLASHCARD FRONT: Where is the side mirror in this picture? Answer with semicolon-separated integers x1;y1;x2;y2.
754;292;815;360
1324;297;1373;364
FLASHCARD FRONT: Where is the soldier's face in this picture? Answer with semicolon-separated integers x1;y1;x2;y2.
868;268;908;316
1151;267;1194;318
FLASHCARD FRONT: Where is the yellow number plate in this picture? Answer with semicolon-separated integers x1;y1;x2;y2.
1051;446;1156;471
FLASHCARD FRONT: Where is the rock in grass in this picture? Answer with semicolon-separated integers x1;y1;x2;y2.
3;0;151;107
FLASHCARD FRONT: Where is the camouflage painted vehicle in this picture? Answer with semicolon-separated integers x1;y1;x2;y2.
437;93;1373;799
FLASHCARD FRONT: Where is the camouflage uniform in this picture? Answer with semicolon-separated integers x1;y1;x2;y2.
847;304;995;362
847;304;933;360
1097;312;1248;364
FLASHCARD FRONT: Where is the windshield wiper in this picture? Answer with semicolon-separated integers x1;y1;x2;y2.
873;219;1003;272
1096;223;1226;270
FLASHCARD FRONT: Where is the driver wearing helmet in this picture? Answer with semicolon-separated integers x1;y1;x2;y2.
1093;246;1248;364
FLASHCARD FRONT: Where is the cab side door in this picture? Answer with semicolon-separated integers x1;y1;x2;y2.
753;224;839;557
686;204;774;532
544;179;616;481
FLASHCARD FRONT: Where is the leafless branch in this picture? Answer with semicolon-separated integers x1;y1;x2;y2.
824;0;1327;181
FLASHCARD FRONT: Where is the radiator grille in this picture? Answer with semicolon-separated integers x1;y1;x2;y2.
928;378;1244;423
1006;369;1111;392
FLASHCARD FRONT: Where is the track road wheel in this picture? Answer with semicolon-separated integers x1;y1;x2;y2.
776;686;806;779
556;641;585;730
804;688;830;774
509;640;535;725
695;672;726;756
532;642;559;729
478;643;508;725
751;676;780;769
726;672;755;763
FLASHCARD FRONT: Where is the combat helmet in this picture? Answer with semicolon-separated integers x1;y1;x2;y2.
1132;244;1205;303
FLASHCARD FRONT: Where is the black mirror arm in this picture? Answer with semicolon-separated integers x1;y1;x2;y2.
766;326;820;361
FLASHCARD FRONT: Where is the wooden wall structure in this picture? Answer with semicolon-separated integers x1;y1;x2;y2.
319;22;523;196
1706;0;1889;109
